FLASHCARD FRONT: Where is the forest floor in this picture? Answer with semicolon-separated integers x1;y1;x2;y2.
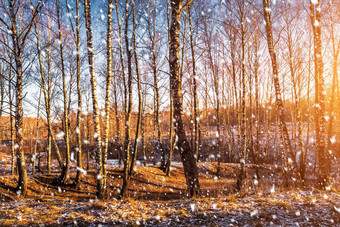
0;152;339;226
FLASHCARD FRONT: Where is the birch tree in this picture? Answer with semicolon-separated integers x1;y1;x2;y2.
0;0;42;196
120;0;133;199
310;0;330;188
56;0;71;183
74;0;83;186
129;0;142;175
262;0;297;183
84;0;104;199
188;5;199;163
169;0;199;198
102;0;114;191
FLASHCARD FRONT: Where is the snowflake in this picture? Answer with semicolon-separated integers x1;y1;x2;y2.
250;209;258;217
190;203;196;212
57;132;65;139
330;136;336;144
77;167;87;175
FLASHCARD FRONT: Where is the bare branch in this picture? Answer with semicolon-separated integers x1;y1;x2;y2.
180;0;193;13
20;0;44;48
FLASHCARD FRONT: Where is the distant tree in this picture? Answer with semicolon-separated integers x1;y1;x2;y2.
32;87;42;175
281;2;305;182
32;5;64;174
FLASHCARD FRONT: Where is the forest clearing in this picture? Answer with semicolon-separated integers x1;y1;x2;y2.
1;150;339;226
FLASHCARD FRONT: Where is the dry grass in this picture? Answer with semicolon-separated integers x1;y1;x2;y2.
0;161;339;226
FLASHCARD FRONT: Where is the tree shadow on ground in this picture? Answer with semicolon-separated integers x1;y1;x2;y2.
0;180;16;201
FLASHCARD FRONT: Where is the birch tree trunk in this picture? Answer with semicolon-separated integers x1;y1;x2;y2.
262;0;297;182
120;0;133;199
86;96;91;171
115;0;128;168
165;0;174;176
310;0;330;188
236;0;248;190
169;0;199;198
101;0;114;194
46;23;53;174
254;58;261;165
56;0;71;183
112;68;120;165
10;0;28;196
129;0;142;175
74;0;83;186
3;0;42;196
9;57;15;176
0;66;4;117
326;13;339;181
13;47;27;196
33;87;42;175
84;0;104;199
189;6;199;162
